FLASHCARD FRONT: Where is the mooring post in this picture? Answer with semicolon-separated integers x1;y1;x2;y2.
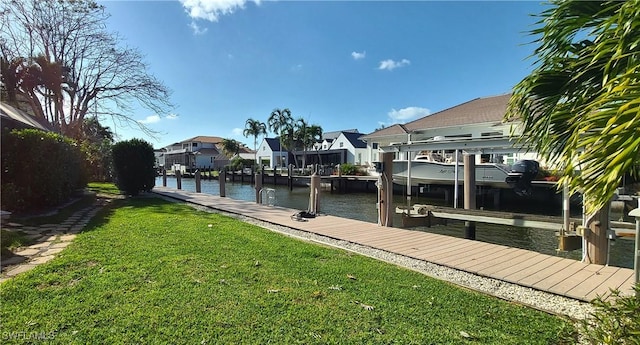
629;206;640;285
176;169;182;190
463;153;476;239
309;173;320;214
583;203;610;265
378;152;394;227
195;170;201;193
288;164;293;191
219;170;226;197
255;171;263;204
162;169;167;187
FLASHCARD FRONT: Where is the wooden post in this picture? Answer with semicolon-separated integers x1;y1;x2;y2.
255;171;263;204
219;170;226;197
309;173;320;214
584;204;610;265
162;169;167;187
288;164;293;191
176;170;182;190
463;154;476;239
195;170;201;193
378;152;394;227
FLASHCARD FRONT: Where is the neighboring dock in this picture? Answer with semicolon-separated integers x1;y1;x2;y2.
152;186;635;303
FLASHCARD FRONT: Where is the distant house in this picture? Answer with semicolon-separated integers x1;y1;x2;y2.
360;94;538;165
328;131;368;165
257;138;288;169
160;136;226;170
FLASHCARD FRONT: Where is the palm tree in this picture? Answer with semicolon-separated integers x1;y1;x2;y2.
243;118;266;165
294;118;323;171
506;0;640;215
267;108;293;168
220;138;240;158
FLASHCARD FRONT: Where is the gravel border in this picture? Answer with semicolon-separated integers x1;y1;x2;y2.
158;195;595;320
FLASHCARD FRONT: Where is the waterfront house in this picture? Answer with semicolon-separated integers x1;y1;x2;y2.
360;93;539;165
256;138;289;169
160;136;228;171
291;129;368;169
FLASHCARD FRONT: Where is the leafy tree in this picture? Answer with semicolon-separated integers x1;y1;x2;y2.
112;139;155;196
220;138;241;158
293;118;322;170
79;117;115;181
243;118;266;164
506;0;640;214
0;0;172;139
267;108;293;167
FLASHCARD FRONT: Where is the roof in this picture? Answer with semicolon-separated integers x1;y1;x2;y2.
323;129;359;140
405;93;510;131
340;131;367;149
360;124;408;140
263;138;282;151
363;94;511;139
180;136;224;144
194;148;219;155
0;102;53;132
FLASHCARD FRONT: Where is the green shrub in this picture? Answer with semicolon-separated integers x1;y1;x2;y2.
578;284;640;344
112;138;155;196
1;128;86;212
339;163;357;175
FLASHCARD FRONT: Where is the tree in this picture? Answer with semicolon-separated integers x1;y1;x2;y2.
506;0;640;214
79;117;115;181
293;118;322;170
0;0;172;139
112;138;155;196
243;118;266;164
220;138;240;158
267;108;293;168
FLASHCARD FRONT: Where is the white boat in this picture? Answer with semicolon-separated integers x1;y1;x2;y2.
393;152;512;188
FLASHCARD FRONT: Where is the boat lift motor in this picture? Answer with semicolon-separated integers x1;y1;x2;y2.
505;160;540;196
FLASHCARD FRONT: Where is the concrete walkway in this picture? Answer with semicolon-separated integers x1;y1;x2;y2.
0;198;108;283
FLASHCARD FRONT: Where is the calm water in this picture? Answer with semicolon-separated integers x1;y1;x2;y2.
156;177;634;269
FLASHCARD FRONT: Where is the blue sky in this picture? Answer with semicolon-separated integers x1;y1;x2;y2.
102;0;546;149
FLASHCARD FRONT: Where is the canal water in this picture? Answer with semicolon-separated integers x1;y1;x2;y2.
156;177;634;269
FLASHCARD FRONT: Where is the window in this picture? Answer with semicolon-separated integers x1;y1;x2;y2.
339;142;344;148
372;143;378;149
192;143;198;147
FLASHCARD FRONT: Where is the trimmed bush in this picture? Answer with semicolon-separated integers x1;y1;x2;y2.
112;138;155;196
1;128;86;212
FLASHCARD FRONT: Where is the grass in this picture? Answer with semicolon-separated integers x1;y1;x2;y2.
0;196;573;344
0;229;34;259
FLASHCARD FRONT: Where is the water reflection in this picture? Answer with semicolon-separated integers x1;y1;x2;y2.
156;177;633;268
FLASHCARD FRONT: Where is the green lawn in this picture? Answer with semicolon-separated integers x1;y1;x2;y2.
0;196;573;344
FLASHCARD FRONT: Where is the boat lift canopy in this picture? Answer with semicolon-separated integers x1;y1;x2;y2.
380;135;530;155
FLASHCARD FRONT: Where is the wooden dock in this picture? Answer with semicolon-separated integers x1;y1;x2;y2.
152;186;635;302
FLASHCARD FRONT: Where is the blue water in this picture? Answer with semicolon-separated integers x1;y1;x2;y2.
156;177;634;269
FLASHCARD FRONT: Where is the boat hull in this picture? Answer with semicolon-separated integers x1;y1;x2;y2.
393;160;511;188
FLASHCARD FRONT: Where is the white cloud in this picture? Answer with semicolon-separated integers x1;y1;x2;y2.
351;51;366;60
189;21;208;35
138;114;178;124
387;106;430;123
180;0;260;22
231;128;243;136
378;58;411;71
291;64;303;72
138;115;161;124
